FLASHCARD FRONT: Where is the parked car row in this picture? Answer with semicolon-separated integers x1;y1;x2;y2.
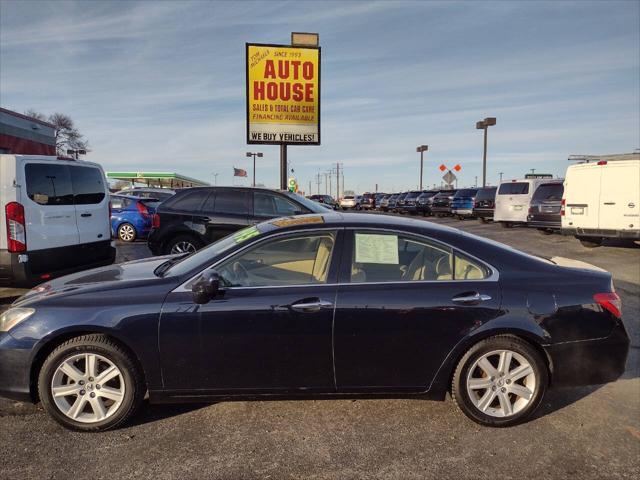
363;158;639;247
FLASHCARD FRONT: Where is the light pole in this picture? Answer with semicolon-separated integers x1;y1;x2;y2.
211;172;219;186
67;148;86;160
475;117;496;187
474;176;478;187
530;168;536;175
416;145;428;190
246;152;263;187
499;172;504;183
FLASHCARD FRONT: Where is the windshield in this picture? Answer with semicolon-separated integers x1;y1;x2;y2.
405;192;421;200
283;191;326;213
160;225;267;277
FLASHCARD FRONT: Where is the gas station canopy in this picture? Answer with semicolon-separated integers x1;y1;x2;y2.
106;171;209;188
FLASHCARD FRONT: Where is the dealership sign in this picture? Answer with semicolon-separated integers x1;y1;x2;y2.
246;43;320;145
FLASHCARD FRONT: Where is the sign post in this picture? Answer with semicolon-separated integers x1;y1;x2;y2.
246;37;321;189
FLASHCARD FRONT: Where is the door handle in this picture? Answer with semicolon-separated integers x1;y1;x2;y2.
603;202;615;206
80;213;92;217
452;292;492;304
289;299;333;313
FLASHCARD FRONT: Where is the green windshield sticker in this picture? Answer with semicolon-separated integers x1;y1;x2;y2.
233;226;260;244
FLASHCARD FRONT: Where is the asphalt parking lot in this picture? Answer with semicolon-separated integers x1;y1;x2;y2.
1;214;638;480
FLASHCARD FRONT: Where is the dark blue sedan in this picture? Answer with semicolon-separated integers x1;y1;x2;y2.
0;213;629;431
110;195;160;242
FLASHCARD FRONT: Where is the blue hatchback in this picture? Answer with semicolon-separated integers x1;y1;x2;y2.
451;188;479;219
110;195;160;242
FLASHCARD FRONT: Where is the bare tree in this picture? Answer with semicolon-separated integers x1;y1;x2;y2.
24;110;90;155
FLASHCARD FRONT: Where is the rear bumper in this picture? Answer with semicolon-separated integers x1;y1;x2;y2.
0;332;34;402
452;208;473;216
527;214;561;229
474;209;494;219
0;241;116;288
431;206;451;214
562;227;640;239
544;321;630;386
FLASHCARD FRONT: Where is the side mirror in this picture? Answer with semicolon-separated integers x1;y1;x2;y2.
191;271;220;305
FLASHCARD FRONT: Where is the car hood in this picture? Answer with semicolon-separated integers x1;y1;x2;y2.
14;255;177;305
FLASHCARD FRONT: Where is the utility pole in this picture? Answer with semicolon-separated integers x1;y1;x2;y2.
327;171;332;197
315;172;322;194
323;172;329;195
280;145;287;190
308;180;312;194
474;176;477;187
530;168;536;175
335;163;343;200
499;172;504;183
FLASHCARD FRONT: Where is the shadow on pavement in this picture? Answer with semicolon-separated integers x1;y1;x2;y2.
128;401;212;427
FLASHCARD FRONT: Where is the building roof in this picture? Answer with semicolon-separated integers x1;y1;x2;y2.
106;171;209;188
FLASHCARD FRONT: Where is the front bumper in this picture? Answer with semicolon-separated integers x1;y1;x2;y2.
544;321;630;386
0;332;34;402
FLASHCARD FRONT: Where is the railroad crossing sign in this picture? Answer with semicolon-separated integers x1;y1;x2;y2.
442;170;457;185
453;164;462;172
439;164;447;172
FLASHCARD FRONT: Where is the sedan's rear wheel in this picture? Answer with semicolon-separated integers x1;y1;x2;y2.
452;336;547;427
38;334;145;431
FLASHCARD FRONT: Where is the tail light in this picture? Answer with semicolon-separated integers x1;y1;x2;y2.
594;292;621;318
528;206;536;213
152;213;160;228
5;202;26;253
560;198;566;216
136;201;149;216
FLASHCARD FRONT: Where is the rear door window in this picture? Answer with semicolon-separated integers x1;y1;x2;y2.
212;190;251;215
70;166;106;204
498;183;529;195
476;188;497;200
167;190;209;211
25;163;74;205
254;192;298;217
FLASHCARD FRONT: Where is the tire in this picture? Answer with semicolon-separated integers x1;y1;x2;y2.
38;334;145;432
478;217;487;223
577;236;603;248
451;335;548;427
537;228;554;235
500;221;512;228
165;234;202;255
117;223;137;242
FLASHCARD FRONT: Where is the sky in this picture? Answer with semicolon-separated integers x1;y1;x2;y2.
1;0;639;194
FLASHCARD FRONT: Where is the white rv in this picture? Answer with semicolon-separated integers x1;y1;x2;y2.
0;155;115;287
493;178;557;227
562;155;640;247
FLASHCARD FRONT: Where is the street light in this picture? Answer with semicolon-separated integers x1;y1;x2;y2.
475;117;496;187
416;145;428;190
66;148;86;160
211;172;219;186
246;152;263;187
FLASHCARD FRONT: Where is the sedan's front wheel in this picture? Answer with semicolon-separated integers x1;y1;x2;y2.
451;336;548;427
38;334;145;431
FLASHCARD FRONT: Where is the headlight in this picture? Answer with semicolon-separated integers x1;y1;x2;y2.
0;307;35;332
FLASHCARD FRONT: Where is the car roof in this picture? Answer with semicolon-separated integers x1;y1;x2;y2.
111;194;156;201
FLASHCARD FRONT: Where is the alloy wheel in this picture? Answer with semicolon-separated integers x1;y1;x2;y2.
51;353;125;423
170;241;197;254
465;349;536;418
118;224;136;242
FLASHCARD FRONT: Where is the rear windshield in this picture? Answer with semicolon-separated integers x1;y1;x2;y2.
475;187;497;200
532;183;563;200
498;182;529;195
454;189;478;197
25;163;105;205
344;196;354;199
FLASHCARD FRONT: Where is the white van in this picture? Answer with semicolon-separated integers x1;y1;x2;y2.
0;155;115;287
494;178;557;227
562;158;640;247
